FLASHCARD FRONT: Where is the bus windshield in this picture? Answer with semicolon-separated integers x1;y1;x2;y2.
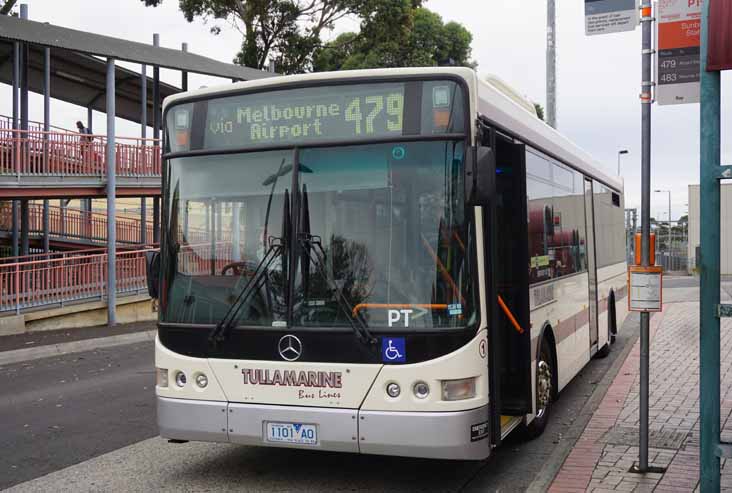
161;79;476;332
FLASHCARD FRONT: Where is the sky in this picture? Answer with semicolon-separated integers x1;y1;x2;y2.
2;0;730;221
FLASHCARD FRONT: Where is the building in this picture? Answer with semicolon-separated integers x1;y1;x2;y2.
688;183;732;275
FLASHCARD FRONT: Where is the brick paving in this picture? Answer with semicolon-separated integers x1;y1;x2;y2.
550;300;732;492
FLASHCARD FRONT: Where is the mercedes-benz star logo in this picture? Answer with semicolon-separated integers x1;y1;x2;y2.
278;335;302;362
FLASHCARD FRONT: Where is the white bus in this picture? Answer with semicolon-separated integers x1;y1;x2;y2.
148;67;628;460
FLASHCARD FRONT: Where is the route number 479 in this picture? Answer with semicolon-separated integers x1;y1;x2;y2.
345;94;404;135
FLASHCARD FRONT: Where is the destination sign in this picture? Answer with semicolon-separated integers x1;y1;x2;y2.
204;83;409;149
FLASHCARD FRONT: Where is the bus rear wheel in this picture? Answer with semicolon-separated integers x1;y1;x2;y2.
525;336;553;439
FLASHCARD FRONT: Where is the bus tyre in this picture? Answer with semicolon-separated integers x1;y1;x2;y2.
525;337;553;439
597;294;616;358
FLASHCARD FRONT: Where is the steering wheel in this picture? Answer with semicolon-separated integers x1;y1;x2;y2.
221;261;253;277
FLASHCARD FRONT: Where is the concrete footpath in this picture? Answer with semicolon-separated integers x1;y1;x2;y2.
549;290;732;492
0;321;155;365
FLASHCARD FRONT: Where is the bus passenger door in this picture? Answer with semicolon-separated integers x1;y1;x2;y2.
584;179;599;349
486;132;532;426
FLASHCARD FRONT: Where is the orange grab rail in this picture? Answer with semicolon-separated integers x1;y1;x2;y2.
497;294;524;334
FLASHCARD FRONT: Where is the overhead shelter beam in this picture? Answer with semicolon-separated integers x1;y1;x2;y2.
0;14;272;81
0;44;181;127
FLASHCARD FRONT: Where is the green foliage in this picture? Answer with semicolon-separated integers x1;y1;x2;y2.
140;0;365;73
533;103;545;121
0;0;18;15
313;2;475;72
141;0;475;74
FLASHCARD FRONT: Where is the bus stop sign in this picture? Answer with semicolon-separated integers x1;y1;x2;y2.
628;266;663;312
585;0;639;36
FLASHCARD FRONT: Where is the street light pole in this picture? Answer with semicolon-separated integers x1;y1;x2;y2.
617;149;629;175
546;0;557;129
655;189;671;268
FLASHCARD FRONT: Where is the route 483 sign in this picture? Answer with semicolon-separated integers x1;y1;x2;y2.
657;0;702;105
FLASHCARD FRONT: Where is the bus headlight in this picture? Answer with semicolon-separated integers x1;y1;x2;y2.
386;382;401;398
156;368;168;388
413;381;430;399
195;373;209;389
174;371;187;388
441;377;476;401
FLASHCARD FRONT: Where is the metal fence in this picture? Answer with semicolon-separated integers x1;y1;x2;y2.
625;215;690;274
0;248;154;313
0;128;160;177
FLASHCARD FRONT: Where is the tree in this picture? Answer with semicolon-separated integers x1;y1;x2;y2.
0;0;18;15
534;103;545;121
140;0;364;74
313;2;475;71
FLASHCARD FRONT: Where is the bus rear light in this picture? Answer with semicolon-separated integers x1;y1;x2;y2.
441;377;476;401
156;367;168;388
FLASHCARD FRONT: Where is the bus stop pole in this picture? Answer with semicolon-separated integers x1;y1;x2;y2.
699;0;721;488
106;57;117;326
637;2;653;473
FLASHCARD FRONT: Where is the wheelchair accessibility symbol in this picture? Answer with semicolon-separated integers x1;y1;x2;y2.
382;337;406;363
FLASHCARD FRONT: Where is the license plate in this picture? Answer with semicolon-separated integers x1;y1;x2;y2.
265;422;318;445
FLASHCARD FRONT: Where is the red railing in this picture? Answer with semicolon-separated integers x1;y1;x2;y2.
178;242;235;275
0;128;160;177
0;247;106;265
0;114;76;134
0;248;154;312
0;203;156;245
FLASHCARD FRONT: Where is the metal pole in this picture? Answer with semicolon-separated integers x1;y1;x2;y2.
42;199;49;253
106;58;117;326
87;107;93;133
546;0;557;129
11;40;19;257
699;0;721;488
43;46;50;171
11;201;18;257
59;199;65;237
153;197;160;244
140;63;147;140
19;4;28;136
153;34;160;141
668;192;671;265
140;62;147;246
636;2;654;473
232;202;241;261
12;42;18;130
20;200;28;255
140;198;147;245
181;43;188;92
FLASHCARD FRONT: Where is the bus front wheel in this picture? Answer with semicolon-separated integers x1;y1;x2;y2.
525;336;554;439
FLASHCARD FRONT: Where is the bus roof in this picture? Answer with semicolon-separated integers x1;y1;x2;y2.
163;67;622;193
474;74;622;192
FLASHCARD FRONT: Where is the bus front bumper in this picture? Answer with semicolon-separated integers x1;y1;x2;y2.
158;396;492;460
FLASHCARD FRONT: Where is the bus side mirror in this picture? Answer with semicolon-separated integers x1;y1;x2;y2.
145;251;161;299
465;145;495;206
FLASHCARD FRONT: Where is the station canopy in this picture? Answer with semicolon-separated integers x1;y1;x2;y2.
0;15;274;127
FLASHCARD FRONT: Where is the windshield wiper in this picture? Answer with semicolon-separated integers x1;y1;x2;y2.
209;236;284;345
298;233;377;348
